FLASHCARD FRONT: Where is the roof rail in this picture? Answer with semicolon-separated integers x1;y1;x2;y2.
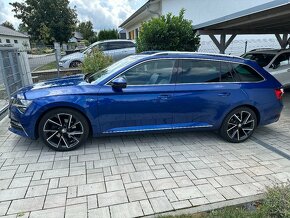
150;51;244;59
249;48;276;52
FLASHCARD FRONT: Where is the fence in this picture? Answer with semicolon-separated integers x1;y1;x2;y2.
0;47;33;113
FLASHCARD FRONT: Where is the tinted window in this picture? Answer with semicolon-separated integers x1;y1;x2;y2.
272;53;290;69
178;60;220;83
120;59;176;85
231;63;264;82
124;42;135;48
108;42;123;50
220;62;235;82
243;53;275;67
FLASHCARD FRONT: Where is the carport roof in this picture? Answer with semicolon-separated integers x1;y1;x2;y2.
195;0;290;35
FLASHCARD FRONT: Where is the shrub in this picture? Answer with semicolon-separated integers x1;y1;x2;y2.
81;49;113;74
137;9;200;52
260;183;290;218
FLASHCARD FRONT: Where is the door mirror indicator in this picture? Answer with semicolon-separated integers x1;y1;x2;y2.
111;77;127;89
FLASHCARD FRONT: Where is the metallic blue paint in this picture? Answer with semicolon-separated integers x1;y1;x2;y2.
9;53;284;141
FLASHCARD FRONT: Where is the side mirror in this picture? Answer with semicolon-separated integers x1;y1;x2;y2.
111;77;127;89
271;63;278;69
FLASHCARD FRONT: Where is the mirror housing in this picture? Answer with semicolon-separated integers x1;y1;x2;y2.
111;77;127;89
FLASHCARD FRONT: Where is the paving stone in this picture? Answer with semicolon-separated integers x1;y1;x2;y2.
30;207;65;218
192;168;217;179
87;195;98;209
66;196;87;206
174;176;194;187
65;203;87;218
9;177;31;188
149;197;173;213
173;186;203;200
217;186;241;199
0;179;12;190
78;153;100;162
153;169;170;179
98;190;128;207
233;183;263;197
26;185;48;197
248;166;273;176
59;175;86;187
140;199;154;215
110;202;143;218
111;164;135;174
42;168;69;179
0;201;10;216
172;200;192;210
130;170;155;182
8;196;45;214
127;187;147;201
88;207;110;218
150;178;178;191
44;193;66;208
190;197;209;206
94;158;117;168
153;156;175;165
124;182;142;189
165;189;178;202
147;191;166;198
78;182;106;196
215;175;242;186
105;179;124;192
226;160;249;169
0;187;27;201
87;173;104;183
0;170;16;180
26;162;53;172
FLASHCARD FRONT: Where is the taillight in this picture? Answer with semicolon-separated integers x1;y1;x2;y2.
275;88;284;100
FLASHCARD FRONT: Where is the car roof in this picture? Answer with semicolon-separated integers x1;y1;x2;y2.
246;48;290;55
91;39;135;46
139;51;245;63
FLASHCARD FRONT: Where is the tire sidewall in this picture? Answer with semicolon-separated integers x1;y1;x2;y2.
38;108;89;151
220;107;257;143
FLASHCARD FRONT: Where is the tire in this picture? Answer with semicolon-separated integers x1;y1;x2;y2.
69;61;82;68
220;107;257;143
38;108;89;151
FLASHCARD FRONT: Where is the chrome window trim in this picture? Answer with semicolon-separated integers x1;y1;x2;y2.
105;57;266;87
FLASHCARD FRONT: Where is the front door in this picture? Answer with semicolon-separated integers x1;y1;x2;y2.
97;59;177;133
269;52;290;85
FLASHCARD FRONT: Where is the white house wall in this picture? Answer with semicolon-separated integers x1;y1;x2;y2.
0;35;31;50
161;0;274;26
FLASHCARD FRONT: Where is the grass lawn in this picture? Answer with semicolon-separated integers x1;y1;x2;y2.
35;61;57;71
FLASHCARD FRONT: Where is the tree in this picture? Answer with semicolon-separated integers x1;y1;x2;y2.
137;9;200;52
10;0;78;44
98;29;119;41
1;21;15;30
77;21;94;42
18;23;28;33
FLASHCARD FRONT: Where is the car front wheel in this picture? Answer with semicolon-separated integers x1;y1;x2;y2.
220;107;257;143
38;108;89;151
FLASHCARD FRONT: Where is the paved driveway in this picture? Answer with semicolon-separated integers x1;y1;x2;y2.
0;92;290;218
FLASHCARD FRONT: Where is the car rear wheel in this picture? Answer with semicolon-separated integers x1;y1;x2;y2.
220;107;257;143
69;61;82;68
38;108;89;151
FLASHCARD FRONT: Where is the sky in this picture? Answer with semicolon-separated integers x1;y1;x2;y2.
0;0;147;31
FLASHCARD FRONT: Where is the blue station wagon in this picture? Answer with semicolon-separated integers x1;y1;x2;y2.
9;52;284;151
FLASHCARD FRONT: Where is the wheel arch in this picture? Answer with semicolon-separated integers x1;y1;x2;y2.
223;104;261;126
35;105;93;139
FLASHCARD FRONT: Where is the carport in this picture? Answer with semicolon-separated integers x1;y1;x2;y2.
195;0;290;53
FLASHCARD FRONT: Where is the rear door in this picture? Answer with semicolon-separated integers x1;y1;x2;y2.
172;59;246;129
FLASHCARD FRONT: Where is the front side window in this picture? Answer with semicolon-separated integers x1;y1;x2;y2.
243;53;275;67
178;60;220;83
272;53;290;69
231;63;264;82
119;59;176;85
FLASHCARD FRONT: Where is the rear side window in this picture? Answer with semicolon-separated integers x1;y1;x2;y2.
178;60;220;83
231;63;264;82
220;62;235;82
124;42;135;48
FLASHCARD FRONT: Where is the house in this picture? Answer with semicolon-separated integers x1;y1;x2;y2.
69;32;84;43
0;25;30;50
119;0;274;40
119;29;127;39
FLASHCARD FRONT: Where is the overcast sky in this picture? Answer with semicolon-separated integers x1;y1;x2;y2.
0;0;146;31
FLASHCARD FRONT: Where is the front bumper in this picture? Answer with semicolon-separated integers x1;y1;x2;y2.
8;104;37;139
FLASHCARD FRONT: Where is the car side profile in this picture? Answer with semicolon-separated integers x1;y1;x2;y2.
59;39;136;68
10;52;284;151
242;48;290;87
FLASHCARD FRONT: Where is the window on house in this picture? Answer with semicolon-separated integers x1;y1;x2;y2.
129;31;135;40
0;39;2;43
135;28;139;38
14;40;18;44
6;39;10;43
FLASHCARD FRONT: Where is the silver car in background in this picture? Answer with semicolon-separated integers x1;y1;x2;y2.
242;48;290;87
59;39;136;68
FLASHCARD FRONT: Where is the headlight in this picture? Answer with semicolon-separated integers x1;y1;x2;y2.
10;96;32;113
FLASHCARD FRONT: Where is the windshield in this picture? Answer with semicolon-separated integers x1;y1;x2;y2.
82;43;96;54
87;55;148;83
242;53;276;67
